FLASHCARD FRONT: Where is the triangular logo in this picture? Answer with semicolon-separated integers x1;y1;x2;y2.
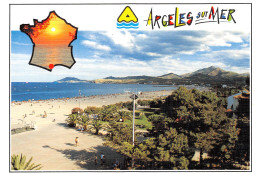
117;6;138;23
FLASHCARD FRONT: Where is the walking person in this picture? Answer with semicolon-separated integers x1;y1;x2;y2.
100;153;105;165
94;156;98;165
75;137;79;146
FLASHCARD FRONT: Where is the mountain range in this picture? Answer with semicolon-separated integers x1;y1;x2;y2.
56;66;249;86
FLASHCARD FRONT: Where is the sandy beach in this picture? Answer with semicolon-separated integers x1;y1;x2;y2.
10;90;174;170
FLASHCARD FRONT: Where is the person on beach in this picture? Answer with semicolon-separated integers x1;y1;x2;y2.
44;111;47;118
100;153;105;165
94;156;97;165
75;137;79;146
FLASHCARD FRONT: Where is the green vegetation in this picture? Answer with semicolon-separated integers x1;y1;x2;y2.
11;154;42;170
107;120;133;145
84;106;101;115
124;112;152;130
71;107;83;115
78;115;90;130
65;86;249;170
65;114;79;127
90;119;103;135
105;87;248;169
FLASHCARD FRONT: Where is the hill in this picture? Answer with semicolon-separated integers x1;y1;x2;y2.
158;73;181;79
55;77;89;83
95;66;249;86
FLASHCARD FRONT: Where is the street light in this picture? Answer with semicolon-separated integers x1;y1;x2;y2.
130;93;138;169
79;90;81;109
130;94;138;146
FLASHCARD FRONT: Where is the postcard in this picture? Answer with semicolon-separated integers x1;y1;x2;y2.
9;2;252;172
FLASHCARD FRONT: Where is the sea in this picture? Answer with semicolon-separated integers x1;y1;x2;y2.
11;82;178;102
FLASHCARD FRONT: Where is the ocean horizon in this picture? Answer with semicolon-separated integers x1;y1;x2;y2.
11;82;182;102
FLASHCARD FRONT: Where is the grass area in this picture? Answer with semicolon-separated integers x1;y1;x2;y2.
98;110;153;130
125;112;152;130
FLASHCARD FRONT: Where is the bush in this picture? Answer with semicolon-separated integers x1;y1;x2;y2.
71;107;83;115
84;106;101;115
137;99;151;106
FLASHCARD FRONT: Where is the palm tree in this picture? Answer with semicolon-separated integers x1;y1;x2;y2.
99;107;111;121
99;105;119;121
117;111;130;122
79;115;90;130
91;119;103;135
65;114;79;127
11;154;42;170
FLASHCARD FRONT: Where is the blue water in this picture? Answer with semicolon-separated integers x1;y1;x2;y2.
116;22;139;29
11;82;177;101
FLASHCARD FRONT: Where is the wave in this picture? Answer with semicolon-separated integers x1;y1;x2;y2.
117;21;139;26
117;26;139;29
117;22;139;29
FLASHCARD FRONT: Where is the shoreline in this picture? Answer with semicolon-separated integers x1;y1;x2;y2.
11;84;209;103
10;90;176;128
11;88;176;104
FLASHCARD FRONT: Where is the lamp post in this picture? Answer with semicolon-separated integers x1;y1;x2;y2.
130;94;138;145
130;93;138;169
79;90;81;109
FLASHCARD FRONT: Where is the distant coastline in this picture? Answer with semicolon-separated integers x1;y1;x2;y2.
54;66;249;86
11;83;186;102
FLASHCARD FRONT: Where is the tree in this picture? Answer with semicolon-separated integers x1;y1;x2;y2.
65;114;79;127
78;115;90;130
151;128;190;169
137;99;151;107
148;114;170;137
99;105;119;121
91;119;103;135
106;121;133;145
11;154;42;170
117;111;131;122
160;87;239;168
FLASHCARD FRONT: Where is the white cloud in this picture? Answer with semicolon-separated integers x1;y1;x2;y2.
10;31;250;82
146;52;162;57
103;30;135;50
148;57;227;75
137;34;147;39
228;66;250;74
178;50;195;55
241;43;249;48
11;52;249;82
82;40;111;51
202;48;250;60
184;31;248;47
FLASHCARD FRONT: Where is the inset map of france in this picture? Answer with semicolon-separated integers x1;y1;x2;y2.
20;11;78;71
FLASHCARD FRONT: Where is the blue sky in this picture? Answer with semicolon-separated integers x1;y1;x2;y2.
11;30;250;82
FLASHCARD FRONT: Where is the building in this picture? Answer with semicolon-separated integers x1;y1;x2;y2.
226;90;250;117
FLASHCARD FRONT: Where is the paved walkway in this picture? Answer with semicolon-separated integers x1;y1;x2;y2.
11;120;124;170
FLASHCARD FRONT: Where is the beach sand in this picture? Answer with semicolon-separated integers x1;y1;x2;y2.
10;90;174;170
